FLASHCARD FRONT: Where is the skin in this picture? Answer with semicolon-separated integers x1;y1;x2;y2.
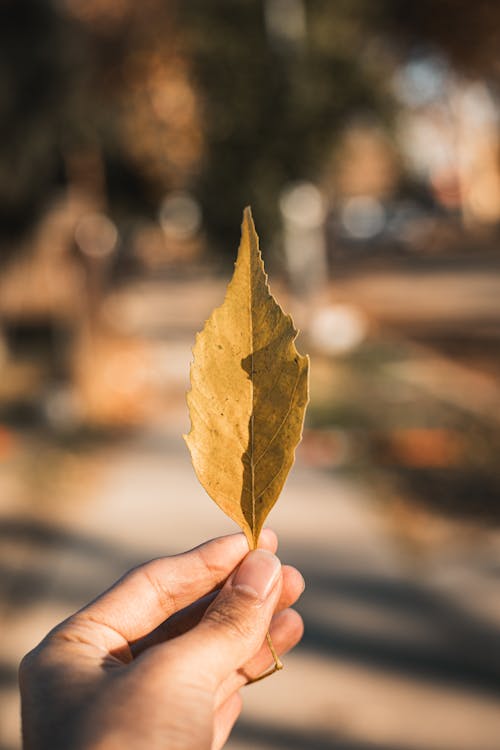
19;529;304;750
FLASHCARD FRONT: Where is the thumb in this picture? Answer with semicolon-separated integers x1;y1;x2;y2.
160;549;282;688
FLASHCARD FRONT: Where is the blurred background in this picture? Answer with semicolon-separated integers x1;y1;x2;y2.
1;1;500;748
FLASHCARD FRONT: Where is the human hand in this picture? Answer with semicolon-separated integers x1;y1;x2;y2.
19;530;304;750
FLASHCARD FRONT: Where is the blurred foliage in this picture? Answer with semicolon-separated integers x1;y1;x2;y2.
2;0;500;257
0;0;202;253
389;0;500;78
0;0;396;255
0;1;69;241
178;0;393;251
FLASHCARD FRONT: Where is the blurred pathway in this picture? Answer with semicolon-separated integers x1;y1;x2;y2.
1;270;500;750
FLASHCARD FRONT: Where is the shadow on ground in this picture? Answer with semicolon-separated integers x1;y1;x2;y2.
234;720;454;750
299;566;500;697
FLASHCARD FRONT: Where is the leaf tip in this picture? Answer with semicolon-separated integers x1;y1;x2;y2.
242;205;257;239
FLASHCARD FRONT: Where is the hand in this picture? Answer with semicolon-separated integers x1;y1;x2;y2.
19;530;304;750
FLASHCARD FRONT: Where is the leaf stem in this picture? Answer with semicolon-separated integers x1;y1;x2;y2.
246;631;283;684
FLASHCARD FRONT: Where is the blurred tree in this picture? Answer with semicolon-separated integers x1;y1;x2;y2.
0;1;71;244
0;0;396;261
389;0;500;79
179;0;394;253
0;0;202;256
6;0;498;263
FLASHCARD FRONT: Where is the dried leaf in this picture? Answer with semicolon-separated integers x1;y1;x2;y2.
185;207;309;549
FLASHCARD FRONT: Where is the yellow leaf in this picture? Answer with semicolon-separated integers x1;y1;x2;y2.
185;207;309;549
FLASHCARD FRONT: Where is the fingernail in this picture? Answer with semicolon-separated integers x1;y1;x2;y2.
232;549;281;600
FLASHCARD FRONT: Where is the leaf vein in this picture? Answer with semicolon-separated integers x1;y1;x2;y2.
253;363;302;468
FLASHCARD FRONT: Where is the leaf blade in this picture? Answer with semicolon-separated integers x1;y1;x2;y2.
185;207;309;548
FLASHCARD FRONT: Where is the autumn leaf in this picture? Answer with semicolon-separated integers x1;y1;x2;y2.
185;206;309;550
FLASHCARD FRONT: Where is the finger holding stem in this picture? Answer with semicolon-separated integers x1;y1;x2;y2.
246;632;283;684
144;549;283;691
246;533;284;683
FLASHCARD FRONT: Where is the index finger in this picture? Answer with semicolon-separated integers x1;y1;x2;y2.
72;529;278;646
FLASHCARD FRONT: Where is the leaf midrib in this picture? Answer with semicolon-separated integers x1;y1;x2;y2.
248;216;256;543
